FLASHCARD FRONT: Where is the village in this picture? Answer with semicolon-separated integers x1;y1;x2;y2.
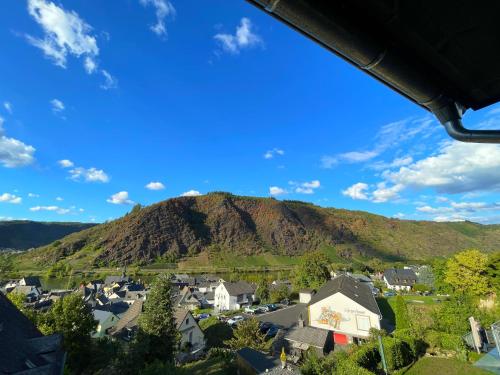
1;249;498;374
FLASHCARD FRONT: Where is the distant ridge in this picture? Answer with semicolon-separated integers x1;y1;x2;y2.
0;220;96;251
20;193;500;267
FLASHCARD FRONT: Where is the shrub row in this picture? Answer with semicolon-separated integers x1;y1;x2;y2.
424;330;466;351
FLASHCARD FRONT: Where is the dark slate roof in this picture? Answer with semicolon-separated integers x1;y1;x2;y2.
222;281;256;296
308;275;381;315
0;292;65;374
174;308;190;329
109;300;143;335
285;326;329;348
104;275;131;285
237;347;283;374
383;269;417;287
21;276;42;288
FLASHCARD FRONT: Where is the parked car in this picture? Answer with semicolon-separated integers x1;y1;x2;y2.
197;313;210;320
265;325;279;338
259;305;270;313
266;304;278;311
245;306;263;314
383;291;396;297
227;315;245;326
280;298;290;306
259;321;273;333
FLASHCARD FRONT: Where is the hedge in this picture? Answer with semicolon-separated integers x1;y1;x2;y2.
393;295;411;330
382;337;414;371
350;343;380;371
424;330;466;351
392;329;427;357
335;359;374;375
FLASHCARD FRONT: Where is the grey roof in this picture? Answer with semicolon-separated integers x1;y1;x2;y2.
285;326;329;349
110;300;143;335
237;347;286;374
21;276;42;288
384;269;417;286
174;308;190;329
222;281;256;296
308;275;381;316
12;285;40;296
0;292;65;374
256;304;308;329
104;275;131;285
92;309;116;324
350;274;373;283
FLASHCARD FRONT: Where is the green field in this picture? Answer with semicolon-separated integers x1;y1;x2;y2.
403;357;491;375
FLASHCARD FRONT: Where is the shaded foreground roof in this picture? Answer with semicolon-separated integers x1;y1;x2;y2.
0;293;65;374
285;326;330;349
109;299;143;335
309;275;381;315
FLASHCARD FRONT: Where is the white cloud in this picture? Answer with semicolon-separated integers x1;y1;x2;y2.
107;191;134;205
30;205;70;214
264;148;285;159
214;18;262;54
55;196;63;201
0;117;36;168
322;117;434;168
139;0;176;37
58;159;74;168
50;98;64;113
342;183;369;200
291;180;321;194
0;193;22;204
3;102;12;114
100;69;117;90
269;186;287;196
180;190;202;197
146;181;165;190
26;0;99;70
370;156;413;171
84;56;97;74
69;166;110;183
28;193;39;198
385;142;500;194
371;183;404;203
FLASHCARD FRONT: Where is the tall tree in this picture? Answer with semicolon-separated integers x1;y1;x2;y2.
294;251;330;290
38;293;97;373
138;273;179;364
445;249;490;296
256;278;270;303
225;317;266;350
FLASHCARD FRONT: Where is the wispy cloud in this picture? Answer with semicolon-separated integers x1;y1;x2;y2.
264;148;284;159
0;117;36;168
3;102;12;114
290;180;321;194
139;0;176;38
100;70;117;90
214;18;262;54
69;167;109;183
58;159;74;168
30;205;71;214
107;191;134;205
269;186;287;196
28;193;40;198
50;98;64;113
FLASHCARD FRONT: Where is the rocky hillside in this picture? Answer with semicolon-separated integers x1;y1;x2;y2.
20;193;500;267
0;220;95;251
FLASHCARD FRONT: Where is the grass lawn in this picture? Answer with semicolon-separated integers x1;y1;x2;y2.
403;357;491;375
180;357;234;375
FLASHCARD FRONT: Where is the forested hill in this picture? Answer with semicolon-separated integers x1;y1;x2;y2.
0;220;96;250
19;193;500;268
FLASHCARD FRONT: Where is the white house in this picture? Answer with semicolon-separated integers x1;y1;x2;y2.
383;269;417;291
308;275;382;345
214;281;256;311
92;309;119;338
175;309;206;362
299;289;315;304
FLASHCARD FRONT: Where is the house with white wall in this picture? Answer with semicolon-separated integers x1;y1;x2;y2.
383;268;417;291
214;281;256;311
307;275;382;346
175;308;206;362
92;309;119;338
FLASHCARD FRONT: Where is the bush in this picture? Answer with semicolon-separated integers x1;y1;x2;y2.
382;337;414;371
335;359;374;375
207;347;235;362
393;329;427;357
393;295;411;330
350;343;380;371
424;330;465;351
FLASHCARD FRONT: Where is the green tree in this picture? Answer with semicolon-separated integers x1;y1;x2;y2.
225;317;266;350
7;292;37;323
445;249;490;296
138;273;179;364
38;293;97;373
294;251;330;290
256;278;270;303
270;283;290;303
393;295;411;330
486;251;500;294
431;257;451;293
0;253;14;275
432;295;477;335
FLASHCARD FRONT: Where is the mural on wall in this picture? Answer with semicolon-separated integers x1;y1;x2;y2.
316;306;342;329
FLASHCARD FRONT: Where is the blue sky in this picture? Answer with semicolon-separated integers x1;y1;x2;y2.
2;0;500;224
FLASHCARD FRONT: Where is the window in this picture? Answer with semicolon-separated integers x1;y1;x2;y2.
356;315;370;331
186;318;189;325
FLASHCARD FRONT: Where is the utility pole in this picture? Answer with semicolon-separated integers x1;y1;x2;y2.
378;335;388;375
